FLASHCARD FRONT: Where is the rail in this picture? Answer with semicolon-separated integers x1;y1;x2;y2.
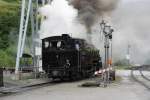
0;80;53;96
131;66;150;90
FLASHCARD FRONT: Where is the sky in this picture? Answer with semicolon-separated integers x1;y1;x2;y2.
112;0;150;64
39;0;150;64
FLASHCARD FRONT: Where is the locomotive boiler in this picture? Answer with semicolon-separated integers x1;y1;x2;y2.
42;34;102;80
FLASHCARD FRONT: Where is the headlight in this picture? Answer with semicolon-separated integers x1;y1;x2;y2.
44;41;49;48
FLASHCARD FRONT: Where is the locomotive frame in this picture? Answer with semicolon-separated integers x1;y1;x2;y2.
42;34;102;80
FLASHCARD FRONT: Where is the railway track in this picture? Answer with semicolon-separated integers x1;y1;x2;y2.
131;66;150;90
0;79;59;97
0;78;87;97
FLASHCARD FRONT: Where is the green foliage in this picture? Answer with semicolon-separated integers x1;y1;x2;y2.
0;49;16;68
2;0;19;2
0;0;33;68
0;0;20;68
0;0;20;50
20;57;33;67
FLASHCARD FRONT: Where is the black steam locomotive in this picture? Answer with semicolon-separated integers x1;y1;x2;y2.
42;34;102;80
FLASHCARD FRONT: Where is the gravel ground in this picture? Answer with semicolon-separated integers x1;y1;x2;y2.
1;70;150;100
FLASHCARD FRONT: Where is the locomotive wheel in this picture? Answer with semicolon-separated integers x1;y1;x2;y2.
81;71;92;78
76;72;83;80
69;72;77;81
69;72;82;81
60;77;65;81
70;75;77;81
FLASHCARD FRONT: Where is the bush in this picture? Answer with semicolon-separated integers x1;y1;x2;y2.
0;0;32;68
0;0;19;68
0;50;15;68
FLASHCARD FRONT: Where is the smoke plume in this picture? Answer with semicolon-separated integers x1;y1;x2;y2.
38;0;150;64
68;0;118;42
112;0;150;64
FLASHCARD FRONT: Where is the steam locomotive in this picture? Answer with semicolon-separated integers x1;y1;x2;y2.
42;34;102;80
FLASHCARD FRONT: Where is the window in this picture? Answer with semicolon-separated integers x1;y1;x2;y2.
75;44;80;50
57;41;62;48
44;41;49;48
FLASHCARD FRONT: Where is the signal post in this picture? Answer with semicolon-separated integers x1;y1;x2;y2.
100;20;114;87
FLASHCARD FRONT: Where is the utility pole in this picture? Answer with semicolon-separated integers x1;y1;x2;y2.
15;0;52;78
126;43;131;66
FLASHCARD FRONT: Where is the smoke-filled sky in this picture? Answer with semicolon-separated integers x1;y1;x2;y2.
39;0;88;39
112;0;150;64
39;0;150;64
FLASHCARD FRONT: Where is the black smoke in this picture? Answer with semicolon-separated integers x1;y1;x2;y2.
67;0;118;43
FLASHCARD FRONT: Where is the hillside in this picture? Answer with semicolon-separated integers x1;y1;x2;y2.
0;0;20;68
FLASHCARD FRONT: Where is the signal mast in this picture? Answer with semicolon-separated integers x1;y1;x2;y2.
100;20;114;86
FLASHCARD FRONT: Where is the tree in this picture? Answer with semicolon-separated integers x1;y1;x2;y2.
0;1;20;49
0;0;19;68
